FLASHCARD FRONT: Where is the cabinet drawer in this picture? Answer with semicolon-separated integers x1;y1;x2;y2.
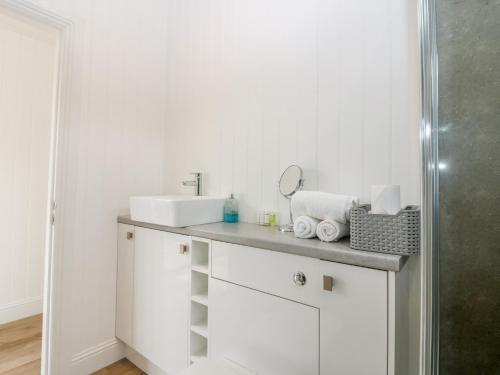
210;278;319;375
211;241;319;306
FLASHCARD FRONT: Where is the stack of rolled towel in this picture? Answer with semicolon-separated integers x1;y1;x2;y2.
291;191;358;242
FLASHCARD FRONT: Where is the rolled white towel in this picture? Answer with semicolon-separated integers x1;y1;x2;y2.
293;216;320;239
291;191;359;224
316;220;350;242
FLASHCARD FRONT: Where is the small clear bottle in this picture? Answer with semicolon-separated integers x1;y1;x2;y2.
223;194;239;223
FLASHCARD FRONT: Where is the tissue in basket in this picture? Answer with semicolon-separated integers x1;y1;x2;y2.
350;204;420;256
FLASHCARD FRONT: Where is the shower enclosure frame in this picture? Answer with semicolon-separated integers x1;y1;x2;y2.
418;0;439;374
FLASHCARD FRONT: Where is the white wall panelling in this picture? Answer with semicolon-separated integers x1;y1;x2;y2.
0;0;421;373
1;0;171;373
0;297;43;325
162;7;422;372
50;0;169;372
0;9;58;324
163;0;421;224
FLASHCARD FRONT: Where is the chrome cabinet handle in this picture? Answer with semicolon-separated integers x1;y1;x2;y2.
293;272;307;286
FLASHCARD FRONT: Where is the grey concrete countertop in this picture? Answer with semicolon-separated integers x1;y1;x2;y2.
118;216;407;272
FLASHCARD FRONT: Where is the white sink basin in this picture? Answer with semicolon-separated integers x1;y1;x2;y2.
130;195;225;227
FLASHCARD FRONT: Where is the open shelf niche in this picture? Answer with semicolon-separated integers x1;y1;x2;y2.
189;238;211;364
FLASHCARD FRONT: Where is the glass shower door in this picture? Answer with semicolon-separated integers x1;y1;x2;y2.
435;1;500;374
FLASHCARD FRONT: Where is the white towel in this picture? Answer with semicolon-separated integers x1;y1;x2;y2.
291;191;359;225
316;220;350;242
293;216;320;239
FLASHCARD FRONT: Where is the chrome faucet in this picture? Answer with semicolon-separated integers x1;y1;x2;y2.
182;172;202;196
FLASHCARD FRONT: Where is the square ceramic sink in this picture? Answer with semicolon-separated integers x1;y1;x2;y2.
130;195;225;227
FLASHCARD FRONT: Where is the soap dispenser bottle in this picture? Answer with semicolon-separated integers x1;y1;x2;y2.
223;194;239;223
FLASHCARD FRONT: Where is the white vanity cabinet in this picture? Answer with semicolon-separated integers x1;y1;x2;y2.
116;224;191;374
116;222;409;375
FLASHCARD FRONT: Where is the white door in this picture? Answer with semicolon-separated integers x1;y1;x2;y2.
210;278;319;375
319;261;387;375
134;227;190;373
116;224;135;346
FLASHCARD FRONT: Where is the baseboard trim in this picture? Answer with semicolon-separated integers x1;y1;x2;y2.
70;338;125;375
0;296;43;324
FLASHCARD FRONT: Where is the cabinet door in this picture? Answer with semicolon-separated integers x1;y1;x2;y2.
116;224;135;346
210;278;319;375
320;261;387;375
134;227;190;373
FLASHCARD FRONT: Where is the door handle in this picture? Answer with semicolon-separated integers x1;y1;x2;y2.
323;275;334;291
178;243;189;254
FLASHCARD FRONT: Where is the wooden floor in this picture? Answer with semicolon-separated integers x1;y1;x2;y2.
92;359;145;375
0;314;42;375
0;314;144;375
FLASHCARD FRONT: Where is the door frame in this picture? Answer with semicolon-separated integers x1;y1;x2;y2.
0;1;73;374
418;0;439;373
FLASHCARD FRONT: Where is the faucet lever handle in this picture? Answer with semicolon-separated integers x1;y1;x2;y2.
183;172;202;196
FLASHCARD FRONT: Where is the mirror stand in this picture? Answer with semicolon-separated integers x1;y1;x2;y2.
278;164;304;233
279;197;295;232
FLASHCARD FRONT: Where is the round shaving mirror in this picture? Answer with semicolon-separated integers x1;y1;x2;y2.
278;165;303;232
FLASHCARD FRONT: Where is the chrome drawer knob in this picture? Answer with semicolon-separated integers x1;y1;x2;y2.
293;272;306;286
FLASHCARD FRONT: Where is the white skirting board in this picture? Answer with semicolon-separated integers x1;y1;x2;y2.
70;338;125;375
0;297;43;324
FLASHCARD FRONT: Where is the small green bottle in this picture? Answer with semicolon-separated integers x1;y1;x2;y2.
223;194;239;223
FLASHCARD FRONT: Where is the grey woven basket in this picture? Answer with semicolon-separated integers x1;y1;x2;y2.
350;204;420;256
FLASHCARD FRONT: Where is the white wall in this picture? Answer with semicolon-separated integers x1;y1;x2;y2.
0;9;58;324
162;4;422;373
3;0;421;373
11;0;170;373
163;0;421;224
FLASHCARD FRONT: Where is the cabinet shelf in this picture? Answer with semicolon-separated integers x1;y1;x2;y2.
190;238;210;364
191;318;208;338
190;330;207;364
191;291;208;306
192;264;209;275
190;346;207;363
